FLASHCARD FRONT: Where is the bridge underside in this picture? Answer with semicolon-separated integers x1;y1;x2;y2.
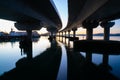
63;0;120;31
0;0;62;31
0;0;120;37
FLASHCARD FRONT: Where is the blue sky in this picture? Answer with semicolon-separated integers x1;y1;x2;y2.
52;0;68;30
0;0;120;34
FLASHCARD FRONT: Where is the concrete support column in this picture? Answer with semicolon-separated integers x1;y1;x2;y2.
59;32;60;37
64;31;66;43
64;31;66;37
68;30;71;37
104;27;110;40
82;21;99;62
72;28;77;38
62;32;63;37
82;21;99;40
58;32;60;40
62;32;63;42
26;30;32;41
86;28;93;40
100;21;115;40
50;32;52;37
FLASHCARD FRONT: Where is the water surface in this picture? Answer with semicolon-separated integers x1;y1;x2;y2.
0;36;120;79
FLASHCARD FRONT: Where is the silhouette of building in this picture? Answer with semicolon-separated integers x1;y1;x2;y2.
9;28;40;37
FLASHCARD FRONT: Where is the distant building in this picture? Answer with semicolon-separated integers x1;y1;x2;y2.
9;29;27;36
0;32;8;36
9;28;40;37
0;32;4;36
32;31;40;37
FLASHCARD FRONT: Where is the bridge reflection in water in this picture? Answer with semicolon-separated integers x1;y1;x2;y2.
0;36;120;80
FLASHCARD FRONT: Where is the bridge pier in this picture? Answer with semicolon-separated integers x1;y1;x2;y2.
82;21;99;40
58;32;60;40
47;27;58;41
26;30;32;41
59;32;60;37
72;28;77;38
15;22;41;41
86;27;93;40
64;31;66;37
68;30;71;38
61;32;63;37
82;21;99;62
100;21;115;40
100;21;115;70
61;32;63;42
50;31;54;38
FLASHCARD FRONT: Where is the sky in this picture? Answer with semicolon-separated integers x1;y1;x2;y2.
0;0;120;34
52;0;68;30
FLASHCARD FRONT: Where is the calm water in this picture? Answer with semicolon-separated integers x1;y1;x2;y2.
59;36;120;79
0;36;120;79
0;36;51;75
81;36;120;79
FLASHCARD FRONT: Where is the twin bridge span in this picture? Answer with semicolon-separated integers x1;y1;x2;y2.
0;0;120;40
0;0;120;80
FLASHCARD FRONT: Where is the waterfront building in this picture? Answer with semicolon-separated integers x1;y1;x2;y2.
9;28;40;37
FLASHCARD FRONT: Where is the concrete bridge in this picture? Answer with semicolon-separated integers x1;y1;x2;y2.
0;0;120;40
59;0;120;41
1;1;120;79
0;0;62;40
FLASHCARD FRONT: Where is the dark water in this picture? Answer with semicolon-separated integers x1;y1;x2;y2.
59;36;120;80
81;36;120;79
0;36;120;80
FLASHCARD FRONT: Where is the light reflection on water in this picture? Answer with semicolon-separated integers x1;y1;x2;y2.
0;41;24;75
109;55;120;78
32;37;50;57
0;36;50;75
57;42;67;80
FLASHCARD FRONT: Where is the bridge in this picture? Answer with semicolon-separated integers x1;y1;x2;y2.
60;0;120;41
0;0;62;40
1;1;120;79
0;0;120;40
